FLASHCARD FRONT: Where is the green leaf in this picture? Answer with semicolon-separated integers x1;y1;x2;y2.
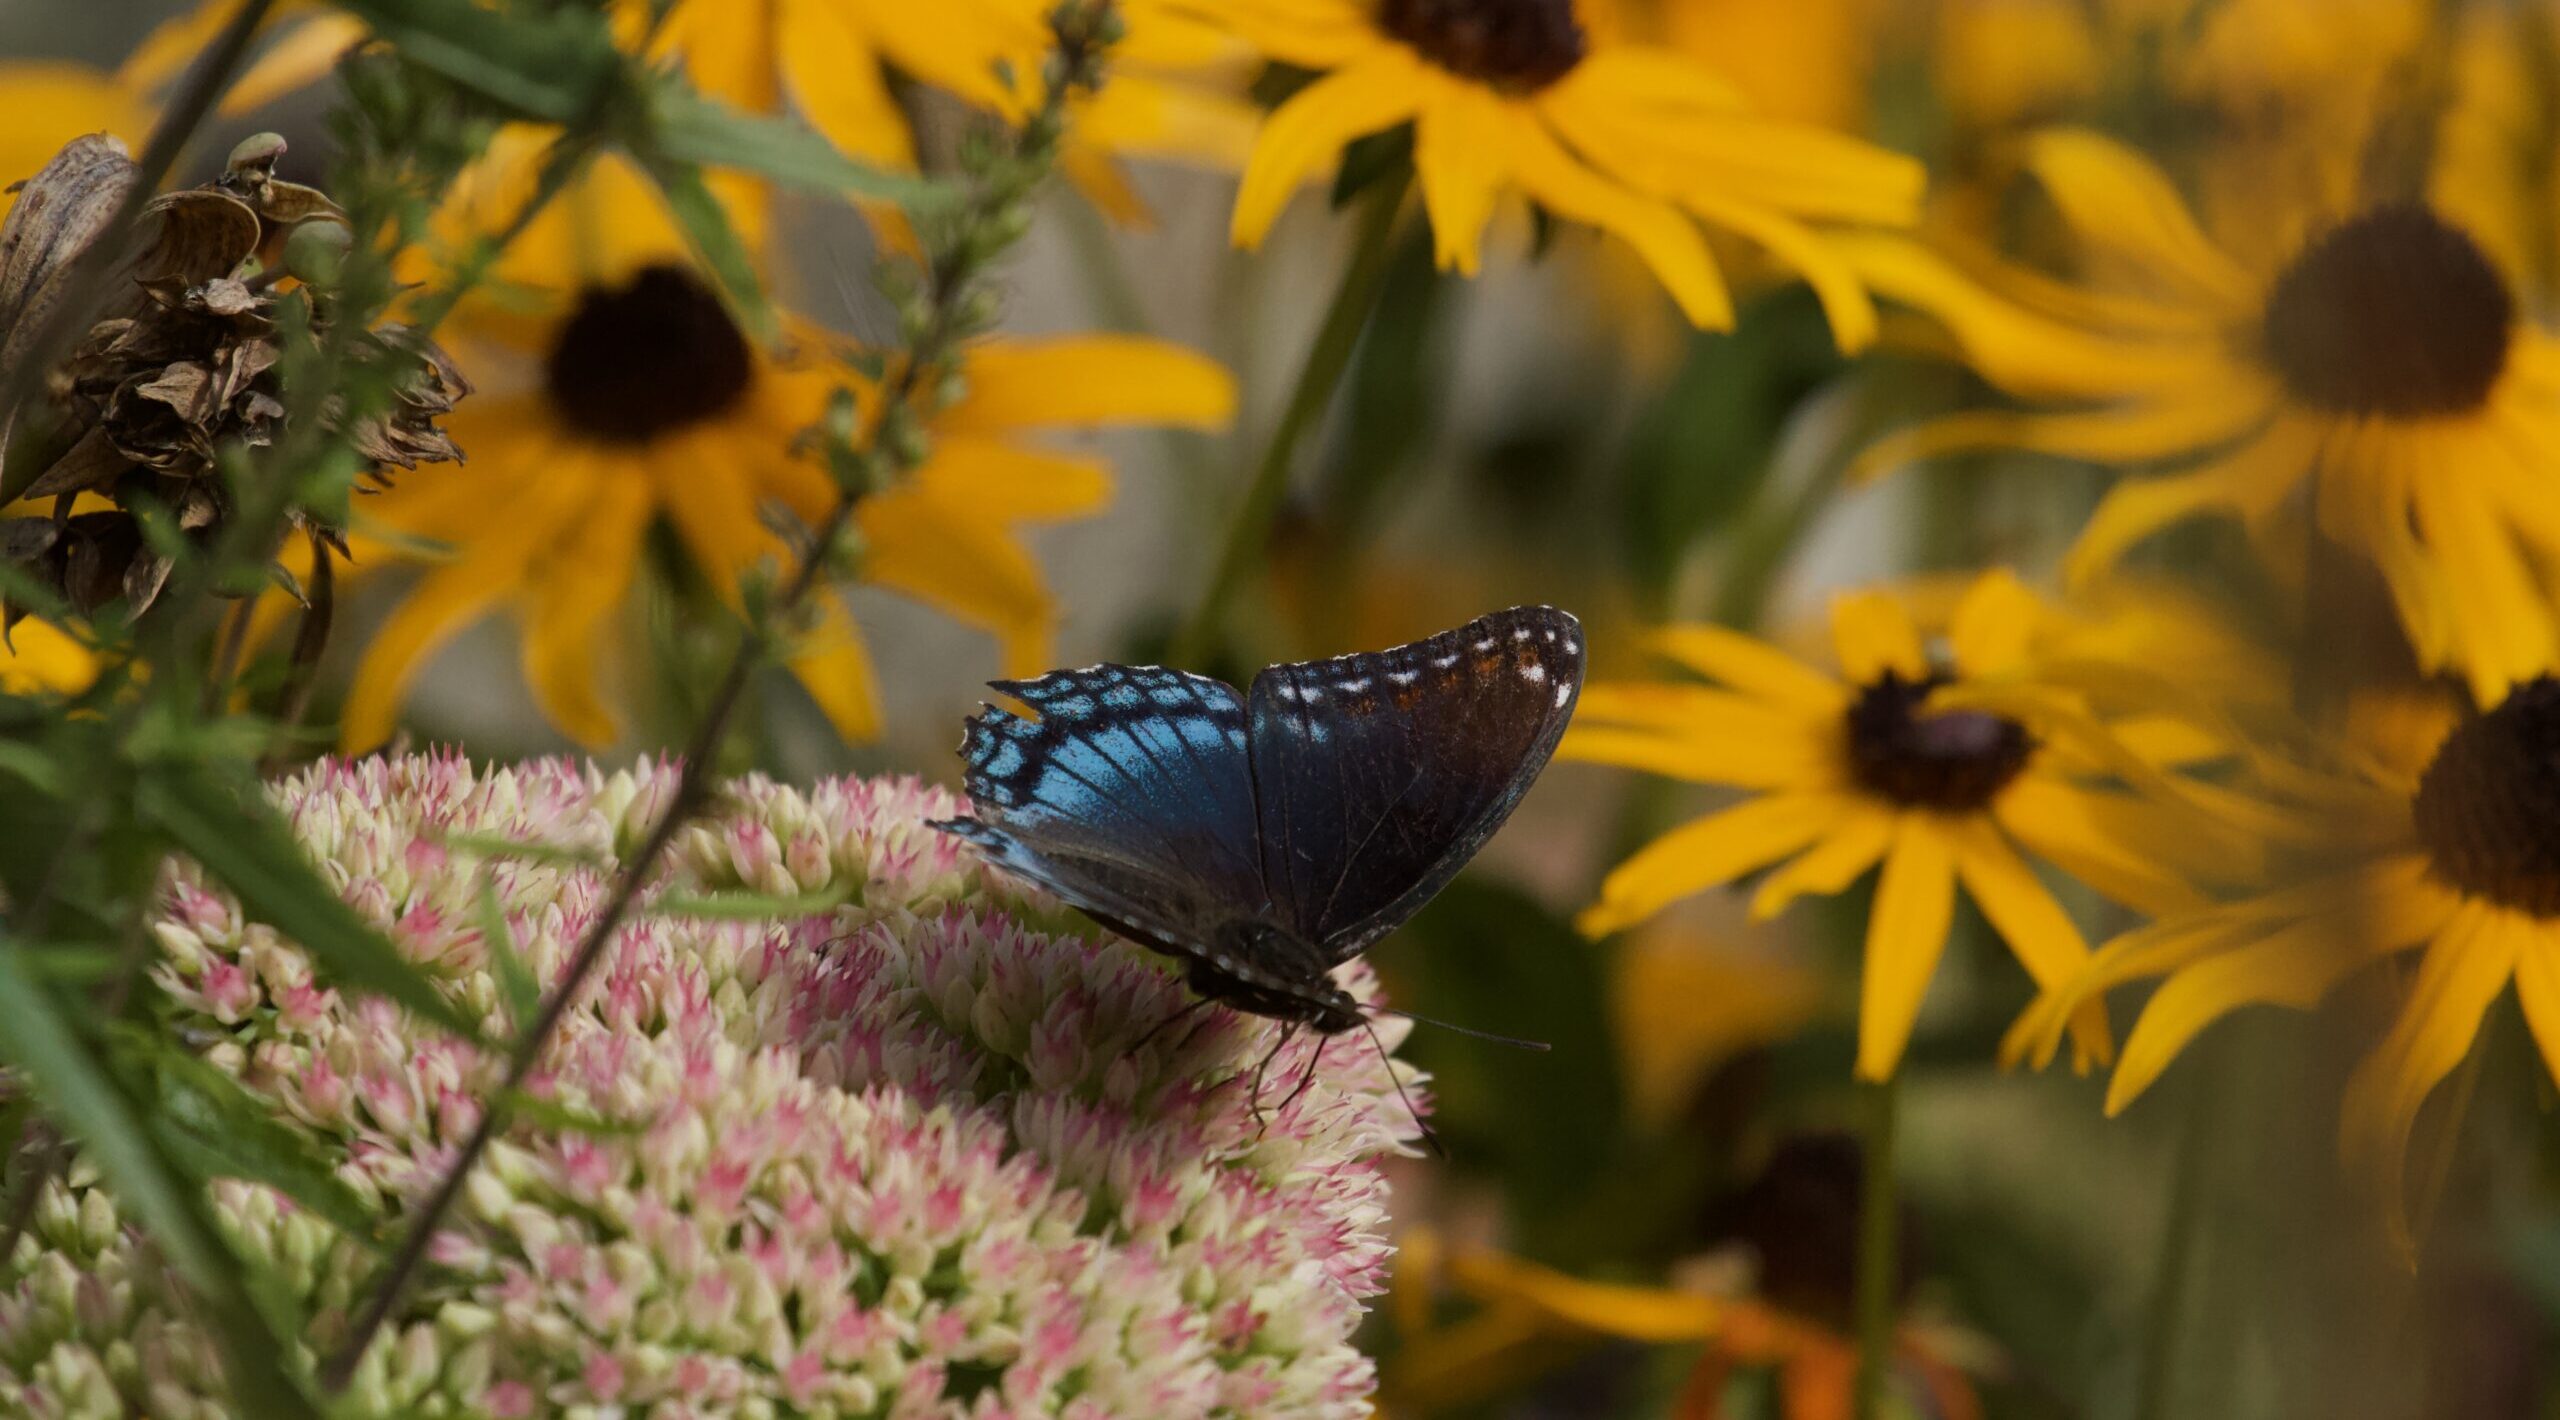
142;1045;384;1249
330;0;617;123
1392;879;1628;1261
499;1088;647;1139
1616;287;1844;610
138;764;481;1042
0;952;324;1419
647;881;857;921
637;154;777;344
0;738;67;794
474;876;542;1030
437;829;608;870
642;83;947;209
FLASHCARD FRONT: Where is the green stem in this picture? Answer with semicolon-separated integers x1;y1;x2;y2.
2134;1093;2211;1420
1169;168;1410;666
1854;1074;1902;1420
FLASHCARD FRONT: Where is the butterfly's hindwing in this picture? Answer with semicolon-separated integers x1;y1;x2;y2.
1247;605;1583;959
932;608;1583;1031
936;662;1272;962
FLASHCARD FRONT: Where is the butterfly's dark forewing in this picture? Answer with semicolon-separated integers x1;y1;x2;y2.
934;664;1271;952
1248;605;1583;960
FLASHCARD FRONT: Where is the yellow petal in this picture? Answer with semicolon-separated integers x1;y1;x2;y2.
1852;384;2275;488
1444;1249;1724;1344
1578;793;1846;937
2340;904;2520;1260
1559;724;1832;790
1749;806;1893;920
1831;232;2222;399
1945;816;2112;1070
0;63;154;220
2021;129;2258;311
1826;589;1927;684
2105;911;2390;1114
859;484;1056;667
777;0;915;169
1645;624;1848;711
914;437;1113;522
518;472;652;747
220;12;362;114
786;590;884;743
1231;52;1422;247
1508;108;1730;328
1676;190;1881;351
1412;77;1513;276
2062;424;2309;588
1857;814;1958;1080
653;432;785;607
1946;568;2039;680
939;335;1236;433
2511;934;2560;1095
1164;0;1381;69
1991;779;2207;917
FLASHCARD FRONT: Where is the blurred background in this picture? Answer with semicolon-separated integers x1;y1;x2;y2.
8;0;2560;1416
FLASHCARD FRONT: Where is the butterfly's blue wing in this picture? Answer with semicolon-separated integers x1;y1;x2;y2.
931;663;1273;954
1248;605;1583;961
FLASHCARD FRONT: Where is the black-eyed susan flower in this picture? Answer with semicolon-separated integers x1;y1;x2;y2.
1565;570;2253;1080
1181;0;1926;342
325;142;1231;750
1849;130;2560;705
2010;683;2560;1254
1387;1137;1983;1420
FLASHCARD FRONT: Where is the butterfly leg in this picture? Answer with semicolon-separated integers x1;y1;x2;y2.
1130;993;1212;1054
1273;1033;1325;1120
1245;1023;1297;1128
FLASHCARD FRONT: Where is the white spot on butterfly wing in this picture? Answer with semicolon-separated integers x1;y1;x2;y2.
1513;626;1534;641
1388;669;1419;686
1555;681;1574;708
1338;677;1371;694
1521;663;1546;684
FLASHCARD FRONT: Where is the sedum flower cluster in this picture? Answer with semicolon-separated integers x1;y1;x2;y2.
0;755;1421;1418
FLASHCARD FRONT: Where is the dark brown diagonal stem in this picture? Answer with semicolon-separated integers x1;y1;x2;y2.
319;6;1119;1387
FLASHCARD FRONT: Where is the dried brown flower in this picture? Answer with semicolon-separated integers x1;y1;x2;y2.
0;132;469;627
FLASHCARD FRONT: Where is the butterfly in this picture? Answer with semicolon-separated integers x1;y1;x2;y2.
929;606;1583;1044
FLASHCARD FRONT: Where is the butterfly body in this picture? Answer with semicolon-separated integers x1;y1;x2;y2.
931;606;1583;1031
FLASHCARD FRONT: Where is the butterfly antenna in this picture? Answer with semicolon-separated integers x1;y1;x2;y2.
1363;1005;1551;1052
1361;1017;1445;1158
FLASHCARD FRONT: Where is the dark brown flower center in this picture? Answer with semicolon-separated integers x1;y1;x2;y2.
1846;671;2033;811
2414;676;2560;917
1377;0;1585;91
544;263;753;445
2260;204;2513;419
1704;1133;1912;1334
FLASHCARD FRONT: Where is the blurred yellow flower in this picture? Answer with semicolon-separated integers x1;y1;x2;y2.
1182;0;1924;342
0;619;98;698
1612;925;1823;1125
1849;130;2560;705
0;62;151;211
1565;570;2251;1080
326;141;1232;750
2007;683;2560;1257
1582;0;1886;132
125;0;1255;227
1389;1138;1983;1420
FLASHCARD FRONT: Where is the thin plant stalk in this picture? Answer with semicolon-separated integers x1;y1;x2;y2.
317;6;1120;1387
2134;1087;2211;1420
1169;168;1411;666
1854;1074;1901;1420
